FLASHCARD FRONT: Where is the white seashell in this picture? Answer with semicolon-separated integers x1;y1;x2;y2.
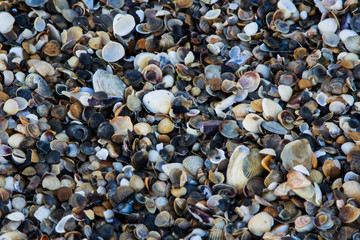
318;18;337;35
34;206;51;222
92;69;127;98
278;85;293;102
34;17;46;32
3;99;19;116
162;75;175;88
207;44;221;55
7;212;25;222
255;64;270;79
143;90;174;114
341;94;354;106
242;113;264;133
341;142;355;155
277;0;297;19
113;14;136;37
162;163;183;176
329;101;346;115
0;12;15;34
293;165;310;176
316;92;328;106
262;98;283;121
96;148;108;160
300;11;307;20
134;52;156;71
244;22;258;36
339;29;358;42
204;9;221;20
184;51;195;65
259;148;276;156
102;41;125;62
55;215;75;233
248;212;274;237
344;36;360;54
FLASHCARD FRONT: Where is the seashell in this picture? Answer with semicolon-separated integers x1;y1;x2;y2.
278;85;293;102
238;71;261;92
27;59;55;77
244;22;258;36
142;64;162;84
209;218;226;240
322;32;340;47
102;41;125;62
338;204;360;223
155;211;173;227
42;175;60;190
287;170;312;189
175;0;193;8
0;12;15;34
7;133;25;149
134;122;152;136
134;52;156;71
113;14;135;37
3;99;19;115
219;120;240;138
204;9;221;20
313;212;334;230
343;35;360;54
322;159;341;180
158;118;174;134
261;121;288;135
248;212;274;237
262;98;283;121
318;18;338;35
242;113;264;133
183;155;203;176
110;116;133;137
226;146;264;191
6;211;25;222
343;181;360;204
143;90;174;114
92;70;126;99
295;215;315;232
339;29;358;42
281;139;313;171
146;17;164;32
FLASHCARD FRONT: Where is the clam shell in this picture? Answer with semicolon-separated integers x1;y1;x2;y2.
318;18;338;35
92;70;126;98
183;155;203;176
226;146;264;191
113;14;135;37
238;71;261;92
281;139;313;171
242;113;264;133
142;90;174;114
102;41;125;62
248;212;274;237
262;98;283;121
0;12;15;34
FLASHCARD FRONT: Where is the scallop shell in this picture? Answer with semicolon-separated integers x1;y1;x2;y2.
92;70;126;99
226;146;264;191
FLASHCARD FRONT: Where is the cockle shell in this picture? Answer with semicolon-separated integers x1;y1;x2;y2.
226;145;264;191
